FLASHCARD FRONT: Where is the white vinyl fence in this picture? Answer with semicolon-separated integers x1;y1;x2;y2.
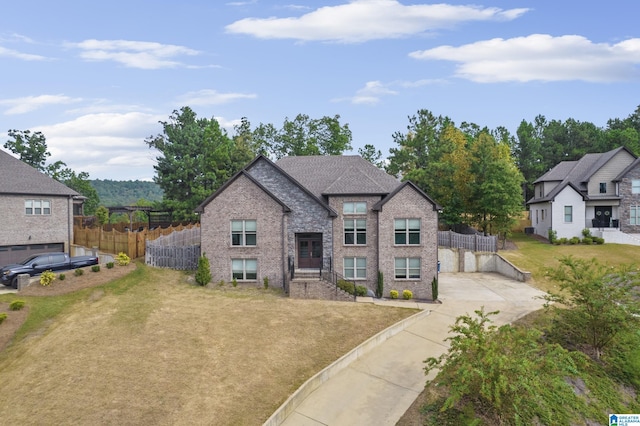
145;227;201;270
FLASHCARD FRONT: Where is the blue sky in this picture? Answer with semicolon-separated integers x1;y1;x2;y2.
1;0;638;181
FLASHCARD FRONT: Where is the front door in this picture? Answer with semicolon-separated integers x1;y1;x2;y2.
594;206;612;227
297;233;322;269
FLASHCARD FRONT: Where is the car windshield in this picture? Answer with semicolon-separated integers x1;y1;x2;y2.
18;254;41;265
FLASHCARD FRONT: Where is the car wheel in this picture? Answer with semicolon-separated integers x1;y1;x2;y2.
11;277;18;289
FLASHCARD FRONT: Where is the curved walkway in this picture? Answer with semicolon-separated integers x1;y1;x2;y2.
269;272;547;426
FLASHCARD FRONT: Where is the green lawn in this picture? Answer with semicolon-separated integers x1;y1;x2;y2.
500;232;640;293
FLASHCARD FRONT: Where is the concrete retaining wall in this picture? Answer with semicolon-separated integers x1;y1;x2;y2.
438;248;531;282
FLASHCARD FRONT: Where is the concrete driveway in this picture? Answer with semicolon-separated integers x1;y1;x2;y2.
272;272;547;426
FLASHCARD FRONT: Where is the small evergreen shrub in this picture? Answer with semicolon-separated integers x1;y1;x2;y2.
0;313;7;325
582;228;592;238
582;237;593;245
91;265;101;273
558;237;568;245
263;276;269;289
376;271;384;298
337;279;355;295
59;273;66;281
75;268;84;277
232;278;238;287
195;255;212;286
106;262;115;269
594;237;605;244
356;285;368;297
548;229;557;244
403;289;413;300
218;279;225;287
569;237;580;245
9;300;25;311
115;252;130;266
432;277;439;301
390;289;399;299
40;270;56;286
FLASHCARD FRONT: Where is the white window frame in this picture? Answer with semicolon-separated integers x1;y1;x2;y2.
231;259;257;281
631;206;640;225
344;219;366;245
394;257;421;279
564;206;573;223
344;257;367;280
25;199;51;215
394;218;421;245
231;220;256;246
343;202;367;214
633;180;640;194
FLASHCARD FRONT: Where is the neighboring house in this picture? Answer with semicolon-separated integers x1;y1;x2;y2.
527;146;638;239
196;155;441;300
0;149;81;266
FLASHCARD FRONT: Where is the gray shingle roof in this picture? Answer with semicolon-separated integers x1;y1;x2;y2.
275;155;400;198
0;149;78;196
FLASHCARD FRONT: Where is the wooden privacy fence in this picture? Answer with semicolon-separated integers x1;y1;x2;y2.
438;230;498;252
74;223;200;259
145;227;201;270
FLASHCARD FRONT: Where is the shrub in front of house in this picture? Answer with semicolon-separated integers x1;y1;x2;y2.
195;255;212;286
356;285;368;297
403;289;413;300
91;265;101;273
40;270;56;286
594;237;605;244
59;273;66;281
232;278;238;287
569;237;580;245
0;313;7;325
582;237;593;245
390;290;399;299
548;229;557;244
106;262;114;269
263;276;269;289
558;238;568;245
75;268;84;277
9;300;25;311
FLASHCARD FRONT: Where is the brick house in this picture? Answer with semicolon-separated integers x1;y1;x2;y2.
527;146;640;240
0;149;82;266
196;155;440;300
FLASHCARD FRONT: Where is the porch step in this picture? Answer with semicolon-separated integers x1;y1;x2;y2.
293;269;322;280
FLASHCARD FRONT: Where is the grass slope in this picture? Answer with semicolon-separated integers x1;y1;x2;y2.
0;263;416;425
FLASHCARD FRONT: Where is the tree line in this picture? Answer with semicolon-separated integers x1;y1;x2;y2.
5;104;640;235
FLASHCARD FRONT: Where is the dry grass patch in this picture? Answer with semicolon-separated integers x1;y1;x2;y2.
0;264;416;425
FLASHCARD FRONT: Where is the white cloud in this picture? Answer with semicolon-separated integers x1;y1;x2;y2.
225;0;529;43
410;34;640;83
176;89;257;106
334;78;445;104
0;45;49;61
0;94;83;115
33;112;164;180
70;39;201;69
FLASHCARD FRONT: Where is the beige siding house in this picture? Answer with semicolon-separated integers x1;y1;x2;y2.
527;146;640;240
196;155;440;300
0;149;80;266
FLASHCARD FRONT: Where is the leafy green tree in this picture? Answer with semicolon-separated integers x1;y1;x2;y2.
65;171;100;216
95;206;110;227
544;256;640;360
145;107;253;221
252;114;352;159
4;129;50;171
424;308;587;425
358;144;384;168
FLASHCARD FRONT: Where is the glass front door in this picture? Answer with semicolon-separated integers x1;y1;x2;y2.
297;233;322;268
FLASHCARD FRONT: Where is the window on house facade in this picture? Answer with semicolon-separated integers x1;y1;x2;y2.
25;199;51;215
394;258;421;279
538;186;543;197
633;180;640;194
231;220;256;246
564;206;573;223
541;210;545;221
631;206;640;225
344;257;366;279
231;259;257;280
394;219;420;245
344;219;366;245
599;182;607;193
343;202;367;214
